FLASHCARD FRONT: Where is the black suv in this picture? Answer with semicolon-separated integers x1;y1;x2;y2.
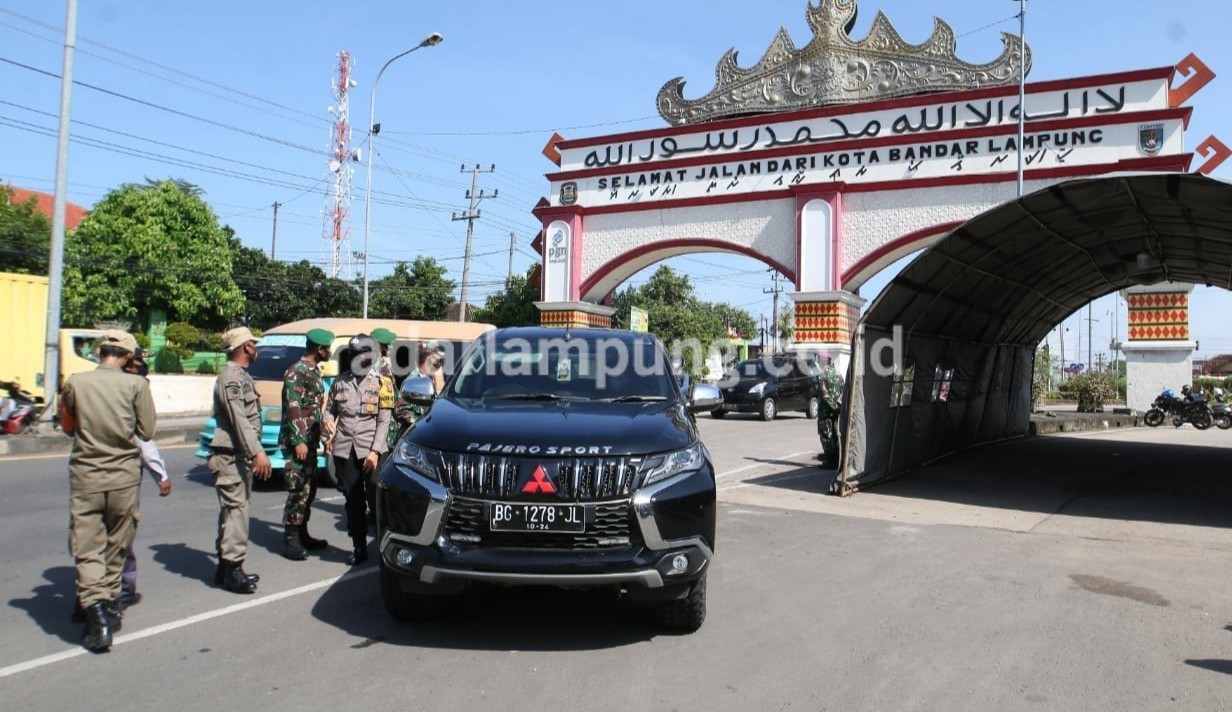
713;354;821;421
377;327;720;632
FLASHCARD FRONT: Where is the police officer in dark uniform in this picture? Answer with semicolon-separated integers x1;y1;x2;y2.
279;327;334;560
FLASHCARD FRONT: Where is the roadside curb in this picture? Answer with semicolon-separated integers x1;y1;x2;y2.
0;424;204;458
1029;411;1142;435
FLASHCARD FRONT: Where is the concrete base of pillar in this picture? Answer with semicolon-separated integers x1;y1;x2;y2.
1123;340;1195;412
534;301;616;329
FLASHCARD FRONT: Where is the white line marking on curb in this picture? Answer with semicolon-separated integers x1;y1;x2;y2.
0;567;377;680
715;451;814;481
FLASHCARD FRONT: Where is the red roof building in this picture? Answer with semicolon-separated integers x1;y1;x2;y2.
4;186;88;230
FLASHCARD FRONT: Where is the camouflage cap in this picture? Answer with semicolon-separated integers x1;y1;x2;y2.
223;326;258;351
370;327;397;345
100;329;138;354
306;328;335;348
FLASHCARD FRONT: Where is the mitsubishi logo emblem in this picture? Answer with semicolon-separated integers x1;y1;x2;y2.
522;465;557;495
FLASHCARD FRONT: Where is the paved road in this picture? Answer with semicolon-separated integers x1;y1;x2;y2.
3;415;1232;710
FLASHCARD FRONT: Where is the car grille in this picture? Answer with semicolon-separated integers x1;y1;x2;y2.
440;454;639;502
444;497;636;550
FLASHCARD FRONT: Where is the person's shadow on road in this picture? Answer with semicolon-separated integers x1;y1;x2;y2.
8;566;82;645
149;542;217;586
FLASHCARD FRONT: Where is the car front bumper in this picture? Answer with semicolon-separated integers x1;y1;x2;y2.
377;458;715;593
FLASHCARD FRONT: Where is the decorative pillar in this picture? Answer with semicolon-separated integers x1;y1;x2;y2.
534;300;615;329
1122;282;1195;412
787;290;866;374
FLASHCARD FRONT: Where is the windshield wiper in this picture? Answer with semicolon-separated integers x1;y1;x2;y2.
490;393;574;401
597;395;668;403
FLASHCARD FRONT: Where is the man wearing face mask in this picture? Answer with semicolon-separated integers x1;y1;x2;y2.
278;328;334;560
60;330;156;652
208;327;271;594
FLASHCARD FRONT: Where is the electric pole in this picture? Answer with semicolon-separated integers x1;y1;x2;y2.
507;231;516;285
270;201;281;260
763;269;783;353
452;164;497;322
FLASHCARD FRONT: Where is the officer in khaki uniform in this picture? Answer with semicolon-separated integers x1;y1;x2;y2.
325;334;391;566
278;327;333;560
209;327;271;594
62;330;156;652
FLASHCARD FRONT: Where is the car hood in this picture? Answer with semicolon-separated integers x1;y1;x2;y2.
409;397;697;457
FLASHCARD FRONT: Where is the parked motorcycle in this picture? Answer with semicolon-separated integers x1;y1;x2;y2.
1210;389;1232;430
0;380;41;435
1144;389;1214;430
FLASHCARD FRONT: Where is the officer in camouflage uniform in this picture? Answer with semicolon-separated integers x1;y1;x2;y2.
279;328;334;561
817;358;844;469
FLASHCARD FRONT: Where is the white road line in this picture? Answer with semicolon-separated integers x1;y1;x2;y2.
0;443;198;463
0;567;377;680
266;494;344;510
715;450;815;481
1;449;817;679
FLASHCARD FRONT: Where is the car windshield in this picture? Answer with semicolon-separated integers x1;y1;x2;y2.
732;359;771;378
248;345;306;381
449;334;677;402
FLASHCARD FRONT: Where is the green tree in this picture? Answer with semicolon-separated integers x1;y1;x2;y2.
368;257;455;320
0;185;51;275
62;180;244;328
227;229;359;329
610;265;755;377
473;266;541;327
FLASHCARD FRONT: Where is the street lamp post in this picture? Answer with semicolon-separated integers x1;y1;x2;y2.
362;32;443;318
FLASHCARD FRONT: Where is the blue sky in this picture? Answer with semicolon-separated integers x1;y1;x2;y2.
2;0;1229;361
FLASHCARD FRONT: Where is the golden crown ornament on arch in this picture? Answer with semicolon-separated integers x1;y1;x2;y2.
657;0;1032;126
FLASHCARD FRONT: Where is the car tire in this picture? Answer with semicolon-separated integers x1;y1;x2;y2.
655;576;706;633
710;409;727;419
759;397;777;422
380;560;442;622
805;396;820;419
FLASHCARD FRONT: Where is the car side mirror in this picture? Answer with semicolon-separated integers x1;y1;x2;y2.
400;376;436;407
688;382;722;413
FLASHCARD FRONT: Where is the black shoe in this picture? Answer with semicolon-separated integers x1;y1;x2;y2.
104;600;123;632
346;542;369;567
118;592;142;610
283;526;308;561
215;563;259;586
220;561;257;594
234;564;259;584
82;602;113;652
299;524;328;551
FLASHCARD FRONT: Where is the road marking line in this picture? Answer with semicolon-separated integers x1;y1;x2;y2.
0;443;198;462
267;495;344;510
719;469;819;492
715;450;814;481
0;567;378;680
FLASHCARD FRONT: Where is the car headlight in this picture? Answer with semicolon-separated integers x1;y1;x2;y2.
262;407;282;424
393;440;444;482
748;382;766;396
641;445;704;486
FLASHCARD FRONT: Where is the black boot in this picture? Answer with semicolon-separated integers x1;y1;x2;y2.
70;599;85;623
215;562;259;586
220;560;257;594
104;600;123;632
346;539;369;566
82;601;113;652
283;526;308;561
299;523;328;551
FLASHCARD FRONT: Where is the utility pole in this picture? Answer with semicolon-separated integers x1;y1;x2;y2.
270;201;281;260
1059;326;1066;379
42;0;78;419
452;164;497;322
763;269;783;353
507;231;516;285
1087;302;1094;374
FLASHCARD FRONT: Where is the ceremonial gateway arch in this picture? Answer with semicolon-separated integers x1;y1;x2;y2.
530;0;1225;376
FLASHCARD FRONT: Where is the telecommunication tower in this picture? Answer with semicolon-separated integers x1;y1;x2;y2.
322;51;358;279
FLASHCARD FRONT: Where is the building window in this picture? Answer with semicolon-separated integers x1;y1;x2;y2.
931;364;954;403
890;359;915;407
